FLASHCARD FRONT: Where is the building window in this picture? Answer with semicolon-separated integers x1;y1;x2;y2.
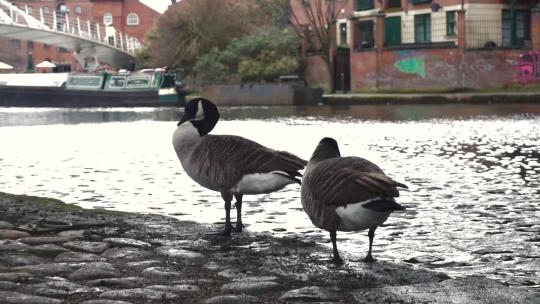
126;13;139;26
57;3;68;14
75;6;82;14
43;6;50;14
385;16;401;46
502;10;531;47
415;14;431;43
387;0;401;9
27;6;33;15
8;39;21;50
103;13;113;25
357;20;374;49
339;23;347;46
411;0;431;3
356;0;373;11
446;11;457;36
27;41;34;49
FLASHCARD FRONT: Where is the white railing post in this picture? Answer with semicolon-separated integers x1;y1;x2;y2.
39;7;44;24
77;16;81;36
128;37;132;53
65;13;70;32
119;32;124;50
96;23;101;41
9;5;14;24
53;11;57;31
87;19;91;38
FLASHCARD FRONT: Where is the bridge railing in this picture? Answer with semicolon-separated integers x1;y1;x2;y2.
0;2;141;55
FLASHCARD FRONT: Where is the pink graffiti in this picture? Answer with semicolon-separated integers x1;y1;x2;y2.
518;51;540;82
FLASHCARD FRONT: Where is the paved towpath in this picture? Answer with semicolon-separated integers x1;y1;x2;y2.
324;91;540;104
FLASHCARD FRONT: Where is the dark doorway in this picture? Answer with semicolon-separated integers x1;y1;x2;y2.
334;47;350;92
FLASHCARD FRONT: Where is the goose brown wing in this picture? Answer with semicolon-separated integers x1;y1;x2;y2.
309;157;407;206
192;135;307;187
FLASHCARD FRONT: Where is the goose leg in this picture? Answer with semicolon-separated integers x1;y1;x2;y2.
216;191;233;236
233;193;244;233
330;230;343;265
363;227;377;262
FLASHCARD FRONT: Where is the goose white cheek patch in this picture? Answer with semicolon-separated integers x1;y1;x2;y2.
195;102;204;120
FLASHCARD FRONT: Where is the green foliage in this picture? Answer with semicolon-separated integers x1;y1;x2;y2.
138;0;251;73
138;0;301;85
193;27;299;83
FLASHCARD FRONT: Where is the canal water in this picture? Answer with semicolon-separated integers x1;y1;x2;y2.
0;104;539;291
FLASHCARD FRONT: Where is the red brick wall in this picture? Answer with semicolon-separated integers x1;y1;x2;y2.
121;0;159;42
91;0;124;33
304;55;332;91
91;0;158;42
348;47;534;91
299;0;540;91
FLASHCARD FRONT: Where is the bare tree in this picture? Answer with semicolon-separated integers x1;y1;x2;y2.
275;0;347;92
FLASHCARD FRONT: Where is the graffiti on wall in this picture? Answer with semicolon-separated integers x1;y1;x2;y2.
395;57;426;78
517;51;540;82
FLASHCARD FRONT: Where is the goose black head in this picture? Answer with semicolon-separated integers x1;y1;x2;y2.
310;137;341;162
178;97;220;136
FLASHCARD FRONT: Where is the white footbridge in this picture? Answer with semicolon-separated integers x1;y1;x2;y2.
0;0;141;69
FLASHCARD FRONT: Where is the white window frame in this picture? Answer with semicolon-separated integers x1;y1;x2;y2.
103;13;113;25
126;13;139;26
75;6;82;14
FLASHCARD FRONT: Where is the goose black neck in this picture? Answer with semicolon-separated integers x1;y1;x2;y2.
310;137;341;162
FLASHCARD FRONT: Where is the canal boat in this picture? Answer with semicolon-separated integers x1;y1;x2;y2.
0;69;185;107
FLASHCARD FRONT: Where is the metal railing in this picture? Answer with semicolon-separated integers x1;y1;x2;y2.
0;0;141;55
385;12;457;48
466;11;531;50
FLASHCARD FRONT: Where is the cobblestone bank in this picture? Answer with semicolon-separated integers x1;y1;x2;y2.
0;192;537;304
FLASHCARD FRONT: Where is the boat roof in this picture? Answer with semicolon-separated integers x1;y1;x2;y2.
0;73;69;87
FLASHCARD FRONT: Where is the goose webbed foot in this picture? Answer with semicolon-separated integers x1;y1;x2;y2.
363;254;376;263
206;224;233;237
331;255;344;265
232;222;244;233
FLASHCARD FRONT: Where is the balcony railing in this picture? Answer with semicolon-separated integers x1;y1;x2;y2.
0;1;141;55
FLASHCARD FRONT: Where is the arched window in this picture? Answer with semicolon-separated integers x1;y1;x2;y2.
27;6;33;15
57;3;68;14
103;13;113;25
75;6;82;14
43;6;50;14
126;13;139;26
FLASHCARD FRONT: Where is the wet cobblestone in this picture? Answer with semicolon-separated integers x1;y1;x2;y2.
0;192;537;304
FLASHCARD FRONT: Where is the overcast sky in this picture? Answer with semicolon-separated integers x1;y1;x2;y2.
140;0;172;13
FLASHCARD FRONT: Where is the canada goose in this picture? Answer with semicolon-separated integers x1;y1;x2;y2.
172;97;307;235
301;137;407;264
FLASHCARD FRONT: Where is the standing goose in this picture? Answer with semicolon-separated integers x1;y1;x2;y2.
301;137;407;264
172;98;307;236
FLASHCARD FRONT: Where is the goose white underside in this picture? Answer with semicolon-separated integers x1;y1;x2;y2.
335;198;391;231
232;171;295;195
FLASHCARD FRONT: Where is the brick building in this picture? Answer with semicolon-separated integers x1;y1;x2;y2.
1;0;160;72
298;0;540;92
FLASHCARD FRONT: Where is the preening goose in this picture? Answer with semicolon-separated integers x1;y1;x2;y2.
172;98;307;235
301;137;407;264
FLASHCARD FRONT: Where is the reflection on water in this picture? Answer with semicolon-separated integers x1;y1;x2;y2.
0;104;539;292
2;103;540;126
